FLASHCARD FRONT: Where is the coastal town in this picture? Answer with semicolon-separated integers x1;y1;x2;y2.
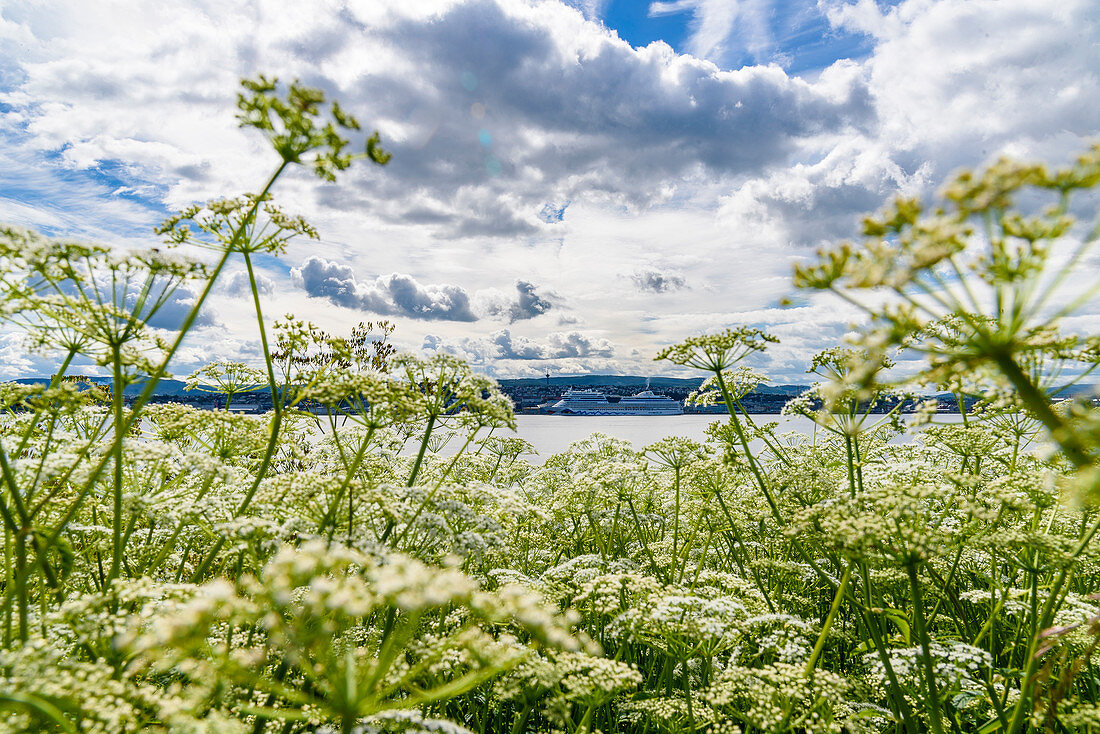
20;374;997;414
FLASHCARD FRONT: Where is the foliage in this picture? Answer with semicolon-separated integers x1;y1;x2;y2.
0;77;1099;734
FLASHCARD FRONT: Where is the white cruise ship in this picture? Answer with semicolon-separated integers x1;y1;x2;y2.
544;388;683;415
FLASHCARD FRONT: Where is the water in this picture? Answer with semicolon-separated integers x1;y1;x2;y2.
508;414;789;458
492;412;966;462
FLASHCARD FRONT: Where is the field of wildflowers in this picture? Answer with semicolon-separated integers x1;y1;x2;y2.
1;79;1098;733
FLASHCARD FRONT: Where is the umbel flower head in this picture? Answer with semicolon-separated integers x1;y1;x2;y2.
792;144;1100;473
0;225;211;378
656;327;777;373
156;195;318;254
237;75;391;179
156;76;389;254
645;436;709;471
185;360;266;398
392;353;516;429
688;366;770;406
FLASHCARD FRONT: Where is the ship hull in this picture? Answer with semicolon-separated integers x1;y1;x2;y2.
546;409;683;415
544;388;683;415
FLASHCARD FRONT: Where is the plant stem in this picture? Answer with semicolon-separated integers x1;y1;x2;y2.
407;414;437;488
907;560;947;734
805;562;853;676
108;350;125;583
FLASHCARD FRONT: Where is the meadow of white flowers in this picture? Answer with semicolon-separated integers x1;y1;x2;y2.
0;79;1098;734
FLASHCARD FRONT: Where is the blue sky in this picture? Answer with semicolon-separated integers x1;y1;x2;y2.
0;0;1097;380
597;0;883;73
601;1;693;55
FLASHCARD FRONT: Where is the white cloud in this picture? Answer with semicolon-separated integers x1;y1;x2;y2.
1;0;873;240
631;266;688;293
219;270;276;298
424;328;615;364
290;256;564;324
291;256;479;321
0;0;1096;381
649;0;771;64
560;0;607;20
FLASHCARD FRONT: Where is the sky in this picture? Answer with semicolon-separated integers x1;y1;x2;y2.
0;0;1098;381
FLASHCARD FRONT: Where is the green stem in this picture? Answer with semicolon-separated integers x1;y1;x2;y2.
318;427;376;537
509;702;533;734
989;350;1090;468
714;371;782;524
14;527;27;642
407;414;437;488
844;433;857;498
671;466;680;570
805;562;853;676
108;350;125;583
907;560;946;734
860;563;920;734
191;248;287;582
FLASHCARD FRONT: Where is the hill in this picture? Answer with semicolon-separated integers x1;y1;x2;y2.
496;375;809;395
12;377;192;396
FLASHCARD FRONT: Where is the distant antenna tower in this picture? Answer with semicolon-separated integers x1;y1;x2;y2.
545;369;550;388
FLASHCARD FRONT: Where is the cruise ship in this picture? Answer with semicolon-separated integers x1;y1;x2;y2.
543;388;683;415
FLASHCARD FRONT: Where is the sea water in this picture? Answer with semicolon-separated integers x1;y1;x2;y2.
473;412;967;463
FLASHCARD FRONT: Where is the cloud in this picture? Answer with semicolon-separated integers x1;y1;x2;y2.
493;330;549;359
0;0;873;240
0;0;1097;382
649;0;736;62
544;330;615;358
424;328;615;362
0;332;42;379
848;0;1100;161
219;270;276;298
292;256;478;322
474;280;558;322
648;0;773;65
538;201;569;223
631;266;687;293
143;285;217;331
509;281;554;321
719;138;933;247
715;0;1100;253
561;0;607;20
355;0;870;236
0;130;165;243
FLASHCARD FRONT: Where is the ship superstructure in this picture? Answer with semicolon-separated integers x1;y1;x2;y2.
544;388;683;415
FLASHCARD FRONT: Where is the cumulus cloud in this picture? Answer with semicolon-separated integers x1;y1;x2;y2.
0;0;873;241
474;280;557;322
649;0;771;65
717;0;1100;251
631;266;687;293
0;0;1097;381
509;281;554;321
0;332;43;379
143;286;217;331
292;256;477;322
543;330;615;358
219;270;276;298
347;0;871;237
494;330;550;359
424;328;615;362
